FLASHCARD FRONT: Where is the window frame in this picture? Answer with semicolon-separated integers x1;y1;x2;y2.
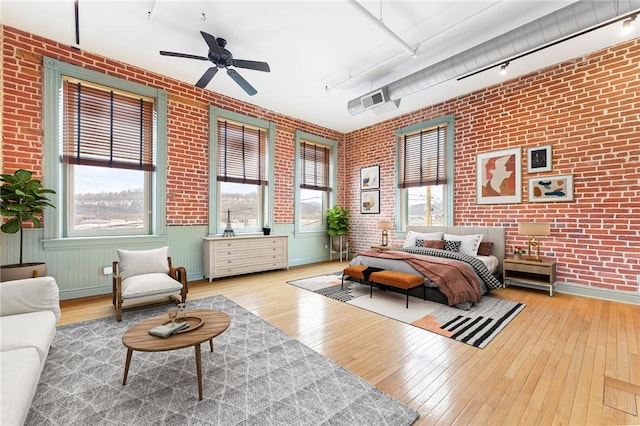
42;57;168;248
395;115;455;232
208;106;275;235
294;130;338;235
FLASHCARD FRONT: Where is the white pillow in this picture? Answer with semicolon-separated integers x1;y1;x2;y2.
443;234;484;257
117;246;170;280
404;231;444;248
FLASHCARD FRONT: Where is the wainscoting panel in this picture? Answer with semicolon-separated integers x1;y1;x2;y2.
1;224;334;300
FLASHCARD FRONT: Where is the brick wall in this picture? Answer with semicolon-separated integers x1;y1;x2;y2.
3;26;638;293
345;38;640;293
1;26;344;229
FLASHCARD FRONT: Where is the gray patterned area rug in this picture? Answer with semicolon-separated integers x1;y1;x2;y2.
289;272;525;349
26;295;418;425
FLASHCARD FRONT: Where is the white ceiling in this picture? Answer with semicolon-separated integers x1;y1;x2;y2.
1;1;639;133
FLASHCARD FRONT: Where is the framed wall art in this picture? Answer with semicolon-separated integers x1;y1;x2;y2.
361;191;380;214
476;147;521;204
527;145;552;172
360;165;380;190
528;174;573;202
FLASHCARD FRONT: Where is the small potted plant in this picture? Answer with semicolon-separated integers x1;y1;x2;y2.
262;224;271;235
327;205;349;251
1;169;56;281
513;246;526;260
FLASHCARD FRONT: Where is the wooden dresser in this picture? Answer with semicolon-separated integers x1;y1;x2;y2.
202;235;288;281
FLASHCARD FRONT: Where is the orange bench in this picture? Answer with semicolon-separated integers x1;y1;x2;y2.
342;265;425;308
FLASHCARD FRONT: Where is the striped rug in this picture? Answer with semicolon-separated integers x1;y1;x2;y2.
288;272;525;349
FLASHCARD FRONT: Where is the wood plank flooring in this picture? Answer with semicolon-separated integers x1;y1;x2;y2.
58;261;640;425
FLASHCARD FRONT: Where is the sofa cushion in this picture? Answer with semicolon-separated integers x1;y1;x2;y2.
0;311;57;363
121;272;183;299
0;348;41;426
0;276;61;321
117;246;170;280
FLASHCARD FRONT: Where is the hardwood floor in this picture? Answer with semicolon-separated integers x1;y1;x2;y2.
59;261;640;425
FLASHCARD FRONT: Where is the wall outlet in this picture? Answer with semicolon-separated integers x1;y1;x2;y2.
103;265;113;275
324;244;329;250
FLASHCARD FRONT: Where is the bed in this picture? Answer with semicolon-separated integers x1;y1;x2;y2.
348;226;505;310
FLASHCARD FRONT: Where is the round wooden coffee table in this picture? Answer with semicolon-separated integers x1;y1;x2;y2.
122;308;230;400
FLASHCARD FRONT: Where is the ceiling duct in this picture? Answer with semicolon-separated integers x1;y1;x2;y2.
348;0;640;115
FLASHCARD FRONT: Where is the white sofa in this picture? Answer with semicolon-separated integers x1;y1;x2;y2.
0;276;60;426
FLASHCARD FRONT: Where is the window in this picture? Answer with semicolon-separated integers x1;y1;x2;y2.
294;131;337;233
43;57;168;244
210;107;274;235
62;78;154;236
396;115;454;229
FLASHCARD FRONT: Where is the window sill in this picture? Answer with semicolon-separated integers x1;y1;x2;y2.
43;235;167;250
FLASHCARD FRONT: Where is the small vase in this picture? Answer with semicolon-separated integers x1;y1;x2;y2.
514;253;521;260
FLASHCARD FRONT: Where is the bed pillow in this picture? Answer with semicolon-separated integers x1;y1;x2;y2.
443;240;461;252
415;239;445;249
478;241;494;256
443;233;484;257
405;231;443;248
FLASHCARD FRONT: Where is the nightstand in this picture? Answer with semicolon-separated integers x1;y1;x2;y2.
503;258;556;296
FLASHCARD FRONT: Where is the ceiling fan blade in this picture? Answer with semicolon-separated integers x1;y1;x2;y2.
160;51;209;61
232;59;270;72
227;69;257;96
200;31;222;55
195;67;219;88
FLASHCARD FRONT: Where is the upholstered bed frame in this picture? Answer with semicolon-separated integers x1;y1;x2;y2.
406;225;506;276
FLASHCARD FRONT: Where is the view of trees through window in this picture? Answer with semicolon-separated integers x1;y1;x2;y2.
218;182;260;233
71;165;146;232
299;188;324;230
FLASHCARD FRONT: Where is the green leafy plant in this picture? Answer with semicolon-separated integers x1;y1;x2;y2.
326;205;350;236
1;169;56;265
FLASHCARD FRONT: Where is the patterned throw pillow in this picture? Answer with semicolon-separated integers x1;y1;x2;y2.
443;240;462;252
416;239;445;249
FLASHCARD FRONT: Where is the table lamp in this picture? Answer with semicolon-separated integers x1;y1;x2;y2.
518;222;551;261
376;220;394;246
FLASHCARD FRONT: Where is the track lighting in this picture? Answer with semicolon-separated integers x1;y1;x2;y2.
621;14;637;34
499;62;509;76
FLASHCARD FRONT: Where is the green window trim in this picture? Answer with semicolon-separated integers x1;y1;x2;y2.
394;114;455;233
208;106;276;236
294;130;338;235
42;57;168;247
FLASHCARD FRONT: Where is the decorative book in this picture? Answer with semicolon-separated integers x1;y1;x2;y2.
148;321;190;338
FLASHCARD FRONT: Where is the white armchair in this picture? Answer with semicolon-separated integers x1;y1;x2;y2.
112;246;188;321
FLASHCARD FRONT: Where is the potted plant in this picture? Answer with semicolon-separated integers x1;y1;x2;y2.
327;205;349;252
262;224;271;235
1;169;56;281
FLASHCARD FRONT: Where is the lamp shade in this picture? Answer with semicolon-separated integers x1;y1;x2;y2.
377;220;394;230
518;222;550;236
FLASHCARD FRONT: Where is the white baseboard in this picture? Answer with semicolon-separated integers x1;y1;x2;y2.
555;281;640;305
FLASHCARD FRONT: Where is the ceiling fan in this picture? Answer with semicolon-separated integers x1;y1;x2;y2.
160;31;270;96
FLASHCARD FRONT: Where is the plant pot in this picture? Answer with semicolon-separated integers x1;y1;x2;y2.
513;254;521;260
331;235;347;252
0;263;47;282
262;228;271;235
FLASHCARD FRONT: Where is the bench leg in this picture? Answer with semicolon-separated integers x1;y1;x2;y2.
406;290;410;309
370;281;374;298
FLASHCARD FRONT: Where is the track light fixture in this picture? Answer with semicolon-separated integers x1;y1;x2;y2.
499;61;509;75
621;14;637;34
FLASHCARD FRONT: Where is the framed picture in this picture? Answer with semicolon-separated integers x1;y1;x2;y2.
476;148;521;204
527;145;552;172
360;165;380;189
361;191;380;214
528;174;573;202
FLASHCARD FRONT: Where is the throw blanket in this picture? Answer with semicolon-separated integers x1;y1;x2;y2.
357;249;489;306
